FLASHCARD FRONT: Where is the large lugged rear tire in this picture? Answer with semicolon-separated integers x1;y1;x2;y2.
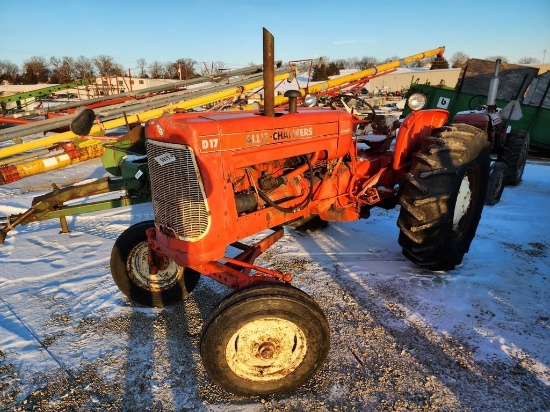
498;131;529;186
397;124;490;270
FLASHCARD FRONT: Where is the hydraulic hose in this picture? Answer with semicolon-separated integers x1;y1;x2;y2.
257;155;314;213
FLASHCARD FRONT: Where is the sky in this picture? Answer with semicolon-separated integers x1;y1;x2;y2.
1;0;549;72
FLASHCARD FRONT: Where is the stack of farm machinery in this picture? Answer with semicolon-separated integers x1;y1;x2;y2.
0;36;443;242
2;28;498;395
0;61;297;181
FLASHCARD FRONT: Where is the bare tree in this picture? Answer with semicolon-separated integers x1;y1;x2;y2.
74;56;94;79
345;57;359;70
177;58;198;78
49;56;75;83
450;51;469;68
22;56;50;84
92;55;121;77
149;61;165;79
163;58;198;79
136;58;148;77
164;59;196;80
165;61;178;79
517;57;539;64
0;60;19;83
357;56;378;70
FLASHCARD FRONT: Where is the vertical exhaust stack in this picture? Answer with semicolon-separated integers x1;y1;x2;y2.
263;28;275;117
486;59;501;112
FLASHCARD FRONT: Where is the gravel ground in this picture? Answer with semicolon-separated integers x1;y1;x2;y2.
1;249;549;411
1;159;549;411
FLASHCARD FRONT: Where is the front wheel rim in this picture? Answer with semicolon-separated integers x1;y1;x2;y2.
225;317;308;382
127;242;182;292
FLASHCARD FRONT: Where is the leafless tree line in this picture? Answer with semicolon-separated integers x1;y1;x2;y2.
0;55;206;85
0;51;541;85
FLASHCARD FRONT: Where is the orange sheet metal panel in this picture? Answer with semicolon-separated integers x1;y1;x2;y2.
144;108;356;267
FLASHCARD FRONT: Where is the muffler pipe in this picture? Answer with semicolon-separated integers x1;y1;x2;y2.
486;59;501;109
263;27;275;117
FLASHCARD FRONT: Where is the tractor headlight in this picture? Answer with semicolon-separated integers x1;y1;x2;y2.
304;93;317;107
407;93;427;111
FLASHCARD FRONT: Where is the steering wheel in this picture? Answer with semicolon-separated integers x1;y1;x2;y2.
468;94;486;110
329;94;376;122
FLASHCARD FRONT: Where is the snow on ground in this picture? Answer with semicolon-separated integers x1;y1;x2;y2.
0;156;549;411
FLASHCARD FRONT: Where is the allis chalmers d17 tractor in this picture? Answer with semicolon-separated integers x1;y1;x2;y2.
109;30;490;395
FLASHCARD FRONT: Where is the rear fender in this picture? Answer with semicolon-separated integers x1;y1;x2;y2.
393;109;448;170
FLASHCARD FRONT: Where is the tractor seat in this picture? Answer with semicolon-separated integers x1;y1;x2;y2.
355;133;394;152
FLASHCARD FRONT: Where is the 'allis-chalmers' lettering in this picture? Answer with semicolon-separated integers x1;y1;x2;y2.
272;127;313;141
246;133;269;144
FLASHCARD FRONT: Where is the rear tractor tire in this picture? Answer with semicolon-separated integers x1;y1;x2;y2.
397;123;490;270
498;131;529;186
110;220;200;307
200;283;330;396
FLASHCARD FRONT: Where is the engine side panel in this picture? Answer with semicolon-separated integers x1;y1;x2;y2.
144;109;357;266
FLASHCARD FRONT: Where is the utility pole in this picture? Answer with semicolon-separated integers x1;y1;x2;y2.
543;50;547;64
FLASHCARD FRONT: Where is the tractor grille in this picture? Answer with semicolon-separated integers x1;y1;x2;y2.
146;140;211;241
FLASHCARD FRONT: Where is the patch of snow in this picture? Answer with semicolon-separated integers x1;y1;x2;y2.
0;157;548;410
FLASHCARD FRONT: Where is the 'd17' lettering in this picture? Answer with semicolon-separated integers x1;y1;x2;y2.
202;138;219;150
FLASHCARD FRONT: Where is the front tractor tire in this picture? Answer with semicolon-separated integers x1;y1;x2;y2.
485;161;506;206
200;284;330;396
110;220;200;307
397;124;490;271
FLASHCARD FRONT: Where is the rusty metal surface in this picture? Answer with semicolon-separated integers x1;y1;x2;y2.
263;28;275;117
0;177;144;243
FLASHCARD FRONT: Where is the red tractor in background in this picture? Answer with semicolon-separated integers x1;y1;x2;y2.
452;59;529;205
109;29;490;395
404;58;531;205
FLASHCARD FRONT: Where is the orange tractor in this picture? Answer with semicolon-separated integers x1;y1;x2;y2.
110;30;490;395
